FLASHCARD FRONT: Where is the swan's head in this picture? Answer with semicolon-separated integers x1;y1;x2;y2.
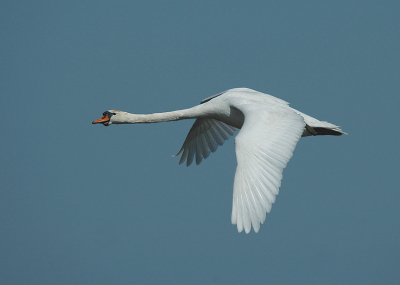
92;110;125;126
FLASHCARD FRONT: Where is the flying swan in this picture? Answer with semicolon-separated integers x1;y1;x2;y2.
93;88;345;233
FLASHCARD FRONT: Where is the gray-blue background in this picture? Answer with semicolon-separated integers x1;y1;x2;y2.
2;1;399;284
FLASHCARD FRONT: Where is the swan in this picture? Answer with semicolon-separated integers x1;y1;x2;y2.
93;88;345;233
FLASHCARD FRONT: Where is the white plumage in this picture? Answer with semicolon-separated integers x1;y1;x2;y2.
93;88;345;233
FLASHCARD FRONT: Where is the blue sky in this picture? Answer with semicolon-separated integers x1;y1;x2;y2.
1;1;399;284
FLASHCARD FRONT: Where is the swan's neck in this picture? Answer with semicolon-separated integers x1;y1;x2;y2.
113;105;209;124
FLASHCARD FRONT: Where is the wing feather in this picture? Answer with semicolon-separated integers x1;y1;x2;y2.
231;106;306;233
186;142;196;166
207;121;225;145
199;129;211;158
195;137;203;165
176;118;238;166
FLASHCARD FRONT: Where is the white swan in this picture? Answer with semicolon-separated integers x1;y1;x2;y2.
93;88;345;233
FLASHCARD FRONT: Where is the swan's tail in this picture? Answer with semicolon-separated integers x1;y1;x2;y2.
304;125;345;136
292;109;347;137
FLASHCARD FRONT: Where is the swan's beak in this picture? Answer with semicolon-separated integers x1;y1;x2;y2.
92;114;110;124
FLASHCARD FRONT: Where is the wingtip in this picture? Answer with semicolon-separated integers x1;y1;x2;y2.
172;148;183;157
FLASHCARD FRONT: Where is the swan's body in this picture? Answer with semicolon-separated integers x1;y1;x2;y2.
93;88;345;233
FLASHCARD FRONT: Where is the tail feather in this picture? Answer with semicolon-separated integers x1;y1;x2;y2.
292;109;346;137
302;124;346;137
312;127;344;136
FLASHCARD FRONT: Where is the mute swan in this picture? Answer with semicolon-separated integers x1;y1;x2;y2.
93;88;345;233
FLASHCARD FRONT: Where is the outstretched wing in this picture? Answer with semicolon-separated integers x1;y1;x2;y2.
232;106;306;233
176;118;238;166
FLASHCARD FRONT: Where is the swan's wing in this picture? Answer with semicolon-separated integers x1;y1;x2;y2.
175;118;238;166
232;106;306;233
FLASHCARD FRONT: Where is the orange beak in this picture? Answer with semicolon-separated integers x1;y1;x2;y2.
92;114;110;124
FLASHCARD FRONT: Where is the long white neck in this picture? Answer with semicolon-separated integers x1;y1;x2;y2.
113;104;209;124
